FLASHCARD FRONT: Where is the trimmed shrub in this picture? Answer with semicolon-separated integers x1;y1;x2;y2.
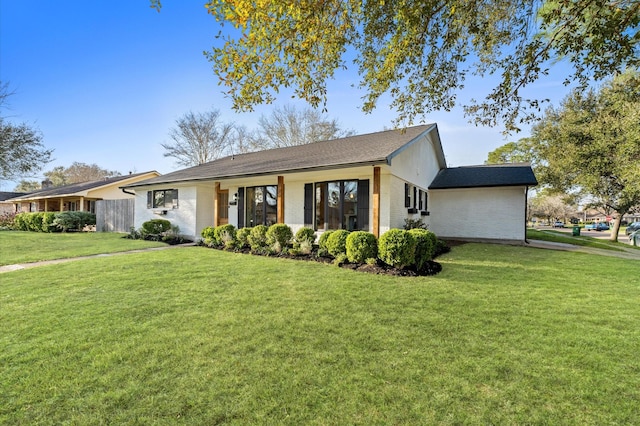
318;231;334;252
248;224;269;251
346;231;378;263
408;228;437;270
266;223;293;252
236;227;252;249
14;213;29;231
41;212;56;232
28;213;44;232
201;226;216;246
295;227;316;245
378;229;417;269
142;219;171;235
53;212;97;232
214;224;237;248
326;229;350;257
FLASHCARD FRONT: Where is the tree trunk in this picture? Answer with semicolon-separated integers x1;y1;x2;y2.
609;215;623;242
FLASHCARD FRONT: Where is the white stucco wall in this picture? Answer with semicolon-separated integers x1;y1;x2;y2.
134;183;209;238
429;186;528;241
385;131;443;232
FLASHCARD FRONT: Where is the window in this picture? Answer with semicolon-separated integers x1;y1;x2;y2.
245;185;277;227
68;201;78;211
86;200;96;214
312;180;366;231
147;189;178;208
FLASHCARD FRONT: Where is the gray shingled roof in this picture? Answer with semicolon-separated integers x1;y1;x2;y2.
0;192;28;202
7;172;156;200
125;125;441;188
428;164;538;189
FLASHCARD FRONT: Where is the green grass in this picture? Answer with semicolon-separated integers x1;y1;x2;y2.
527;228;637;252
0;231;168;265
2;243;640;424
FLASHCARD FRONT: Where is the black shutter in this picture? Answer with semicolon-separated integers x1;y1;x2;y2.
357;180;369;231
304;183;313;228
418;190;423;210
413;186;418;208
404;183;410;207
237;187;245;228
147;191;152;208
171;189;179;208
424;191;428;211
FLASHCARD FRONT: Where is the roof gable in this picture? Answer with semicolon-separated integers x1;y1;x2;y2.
428;164;538;189
125;125;443;187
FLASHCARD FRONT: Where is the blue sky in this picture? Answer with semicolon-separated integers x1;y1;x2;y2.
0;1;575;191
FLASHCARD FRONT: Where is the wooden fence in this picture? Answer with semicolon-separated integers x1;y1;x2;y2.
96;199;134;233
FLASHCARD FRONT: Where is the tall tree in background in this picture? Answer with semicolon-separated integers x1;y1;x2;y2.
13;162;121;191
151;1;640;131
250;105;354;150
161;109;235;167
528;69;640;241
485;139;535;165
0;81;53;181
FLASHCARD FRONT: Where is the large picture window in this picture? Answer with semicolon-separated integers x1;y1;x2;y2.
314;180;360;231
246;185;277;227
147;189;178;209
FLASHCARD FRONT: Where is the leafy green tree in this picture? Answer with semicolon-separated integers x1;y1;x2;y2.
13;179;41;192
0;82;53;181
485;139;535;165
529;69;640;241
151;1;640;131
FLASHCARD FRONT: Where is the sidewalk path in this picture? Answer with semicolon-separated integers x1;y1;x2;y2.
0;243;195;274
526;239;640;260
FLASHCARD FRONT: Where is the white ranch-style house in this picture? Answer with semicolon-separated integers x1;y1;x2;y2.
122;125;537;243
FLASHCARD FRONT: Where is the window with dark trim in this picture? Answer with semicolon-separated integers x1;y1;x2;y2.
147;189;179;208
310;180;368;231
245;185;277;227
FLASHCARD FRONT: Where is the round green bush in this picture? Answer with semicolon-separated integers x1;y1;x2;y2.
408;228;437;270
141;219;171;235
214;224;237;246
318;230;334;251
326;229;350;257
41;212;56;232
346;231;378;263
295;227;316;245
201;226;216;245
248;224;269;251
236;227;252;248
378;229;417;269
266;223;293;251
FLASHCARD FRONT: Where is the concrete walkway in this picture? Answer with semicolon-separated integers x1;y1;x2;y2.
0;243;195;274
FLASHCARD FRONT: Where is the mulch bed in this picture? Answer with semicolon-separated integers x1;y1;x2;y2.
201;240;465;277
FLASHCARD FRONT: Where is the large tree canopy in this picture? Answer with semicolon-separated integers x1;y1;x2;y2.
498;69;640;241
151;0;640;131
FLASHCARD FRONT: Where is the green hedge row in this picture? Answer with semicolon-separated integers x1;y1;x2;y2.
200;224;440;271
11;212;96;232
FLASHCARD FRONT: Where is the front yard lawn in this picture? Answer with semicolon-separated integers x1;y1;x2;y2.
1;243;639;424
0;231;167;266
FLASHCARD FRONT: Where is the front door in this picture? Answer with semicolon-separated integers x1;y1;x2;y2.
217;189;229;226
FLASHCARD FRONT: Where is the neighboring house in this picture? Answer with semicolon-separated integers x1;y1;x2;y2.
123;125;537;243
0;192;28;214
7;172;160;213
